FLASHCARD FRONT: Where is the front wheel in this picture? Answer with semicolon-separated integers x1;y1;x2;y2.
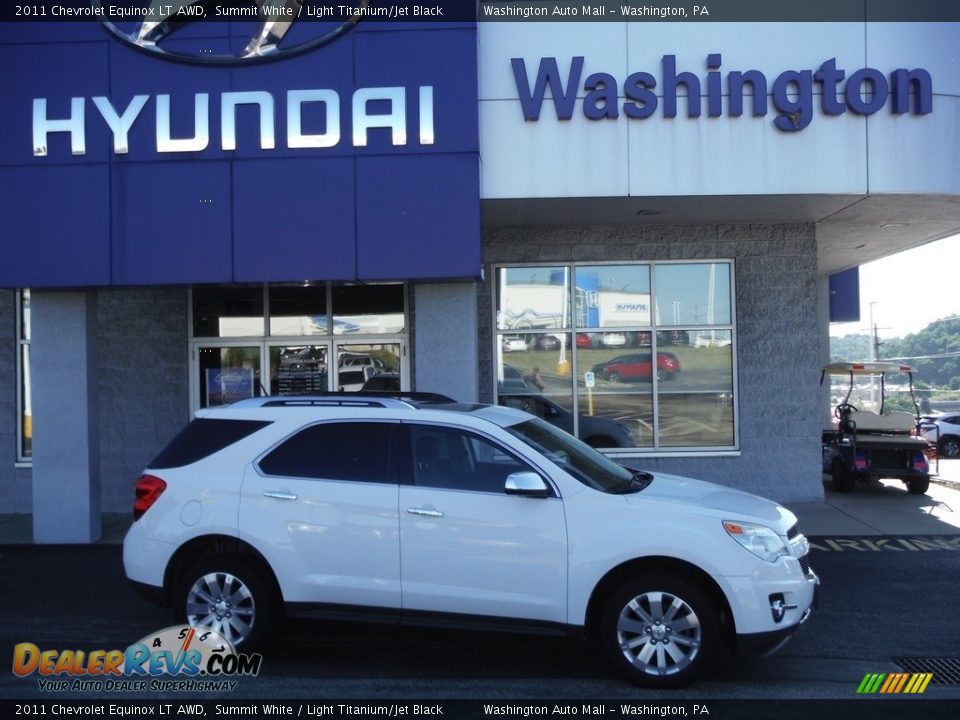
174;555;277;649
599;574;720;688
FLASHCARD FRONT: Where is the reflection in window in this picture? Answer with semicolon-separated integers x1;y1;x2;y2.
332;284;404;334
495;262;736;452
193;285;264;337
269;285;327;336
198;346;262;408
575;265;651;329
497;267;570;330
655;263;731;326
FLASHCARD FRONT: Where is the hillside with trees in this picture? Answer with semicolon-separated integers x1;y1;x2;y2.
831;315;960;389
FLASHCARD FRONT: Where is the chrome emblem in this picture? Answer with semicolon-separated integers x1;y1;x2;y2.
94;0;372;65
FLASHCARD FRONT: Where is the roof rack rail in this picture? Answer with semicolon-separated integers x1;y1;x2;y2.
241;391;456;410
260;398;389;408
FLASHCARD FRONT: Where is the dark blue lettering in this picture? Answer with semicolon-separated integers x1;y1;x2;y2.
845;68;888;115
728;70;767;117
772;70;813;131
583;72;619;119
511;56;584;120
890;68;933;114
706;53;722;117
662;55;701;118
623;72;658;119
814;58;846;115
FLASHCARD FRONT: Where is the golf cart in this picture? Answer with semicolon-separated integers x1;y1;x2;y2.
821;362;934;495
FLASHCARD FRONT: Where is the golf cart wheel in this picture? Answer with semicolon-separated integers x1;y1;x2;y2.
939;436;960;459
831;461;855;493
907;477;930;495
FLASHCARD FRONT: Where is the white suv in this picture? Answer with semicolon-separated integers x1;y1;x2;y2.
124;394;818;687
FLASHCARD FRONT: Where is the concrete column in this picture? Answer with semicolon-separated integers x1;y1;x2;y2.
414;283;479;402
31;291;101;543
817;274;835;427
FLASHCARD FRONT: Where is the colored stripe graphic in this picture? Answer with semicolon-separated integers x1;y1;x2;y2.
857;672;933;694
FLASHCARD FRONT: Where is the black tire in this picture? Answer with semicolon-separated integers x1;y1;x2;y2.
907;477;930;495
831;461;855;493
174;555;277;650
599;573;721;688
607;372;622;383
939;436;960;459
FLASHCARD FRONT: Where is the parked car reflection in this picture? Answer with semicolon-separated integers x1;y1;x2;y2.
498;392;636;448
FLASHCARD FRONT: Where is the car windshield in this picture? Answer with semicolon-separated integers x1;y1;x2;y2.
505;418;648;494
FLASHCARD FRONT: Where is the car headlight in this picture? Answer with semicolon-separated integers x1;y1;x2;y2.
722;520;790;563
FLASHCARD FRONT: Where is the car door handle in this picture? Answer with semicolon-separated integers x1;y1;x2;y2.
406;507;444;518
263;491;298;501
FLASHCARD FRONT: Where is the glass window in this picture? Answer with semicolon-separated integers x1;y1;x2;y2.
259;422;394;482
575;265;650;329
17;290;31;462
336;344;400;392
654;263;731;326
270;345;328;395
332;284;404;334
495;262;736;453
409;425;533;493
269;285;328;336
198;346;262;408
497;266;570;330
151;419;272;469
193;285;264;337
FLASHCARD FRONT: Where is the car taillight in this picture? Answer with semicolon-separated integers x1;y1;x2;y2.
133;475;167;520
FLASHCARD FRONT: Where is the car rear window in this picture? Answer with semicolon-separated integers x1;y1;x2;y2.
149;419;272;469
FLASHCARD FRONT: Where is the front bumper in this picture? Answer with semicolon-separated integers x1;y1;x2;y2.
736;570;819;656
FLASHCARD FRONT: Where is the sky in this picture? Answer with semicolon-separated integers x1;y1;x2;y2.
829;233;960;339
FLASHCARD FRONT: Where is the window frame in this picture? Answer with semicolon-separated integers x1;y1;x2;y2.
493;261;739;457
16;289;31;466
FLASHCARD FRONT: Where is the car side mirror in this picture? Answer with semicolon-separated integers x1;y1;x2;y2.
504;471;552;498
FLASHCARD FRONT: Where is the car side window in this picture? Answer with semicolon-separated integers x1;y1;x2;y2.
258;422;394;483
408;425;536;494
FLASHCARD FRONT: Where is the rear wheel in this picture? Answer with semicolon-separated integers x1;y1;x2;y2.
607;372;622;383
939;436;960;459
831;460;855;493
600;573;720;688
907;477;930;495
174;555;277;649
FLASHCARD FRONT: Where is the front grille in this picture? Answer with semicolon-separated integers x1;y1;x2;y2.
893;657;960;685
787;524;799;540
799;555;811;575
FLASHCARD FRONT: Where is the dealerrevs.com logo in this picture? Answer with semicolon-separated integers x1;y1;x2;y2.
12;626;262;692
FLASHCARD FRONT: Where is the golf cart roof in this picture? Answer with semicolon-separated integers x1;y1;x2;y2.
822;361;918;376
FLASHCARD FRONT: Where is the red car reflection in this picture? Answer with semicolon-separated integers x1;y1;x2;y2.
592;352;681;382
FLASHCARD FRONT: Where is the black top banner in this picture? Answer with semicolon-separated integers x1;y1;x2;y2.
2;0;960;24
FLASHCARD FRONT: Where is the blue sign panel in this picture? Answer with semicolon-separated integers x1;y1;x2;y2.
0;16;480;287
829;267;861;323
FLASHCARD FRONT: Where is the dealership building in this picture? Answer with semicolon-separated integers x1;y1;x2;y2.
2;10;959;542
